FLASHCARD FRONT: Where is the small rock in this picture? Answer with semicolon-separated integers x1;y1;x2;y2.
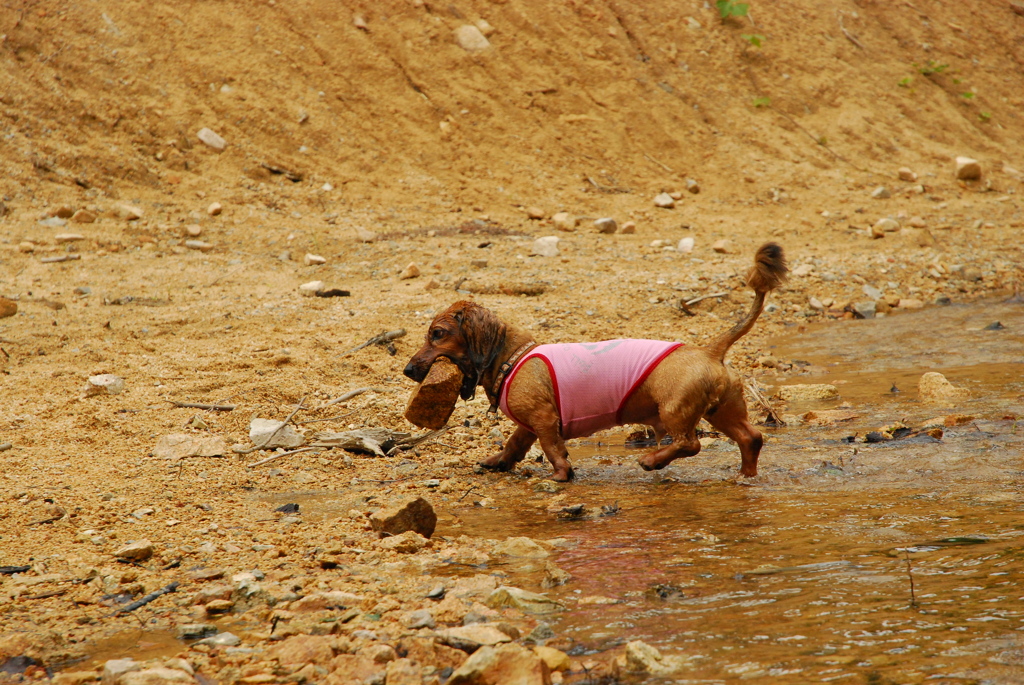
103;659;142;684
377;530;429;553
594;217;617;234
874;217;901;233
486;586;564;614
620;221;636;234
852;300;877;319
871;186;891;199
355;227;378;243
677;236;694;253
405;609;436;629
712;239;732;254
197;128;227;151
39;216;67;227
551;212;576;232
115;539;154;562
18;241;35;253
0;297;18;319
207;202;222;216
267;635;336;666
961;266;983;282
185;240;213;252
195;632;240;647
370;496;437;538
353;14;368;30
437;625;512;653
83;374;125;397
153;434;228;460
792;263;814;277
533;645;570;672
653;193;675;209
399;262;421;279
54;207;74;218
613;640;687;676
177;624;218;640
447;644;548;682
919;372;971;404
775;384;840;402
304;253;326;266
955;156;982;180
455;24;491;51
908;216;927;228
493;537;549;558
685;178;700;194
526;206;545;220
185;224;202;237
898;167;918;182
1014;0;1024;16
120;667;197;685
475;19;496;36
116;204;144;221
471;259;488;268
809;297;824;311
299;280;325;296
862;284;883;300
897;298;924;310
531;236;559;257
71;209;97;224
424;278;441;290
249;418;305;449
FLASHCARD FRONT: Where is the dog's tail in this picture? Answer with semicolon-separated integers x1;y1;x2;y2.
705;242;788;361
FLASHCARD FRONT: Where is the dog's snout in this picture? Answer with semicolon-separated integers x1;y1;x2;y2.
404;361;425;382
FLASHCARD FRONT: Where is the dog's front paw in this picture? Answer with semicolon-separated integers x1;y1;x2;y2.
637;455;666;471
478;454;515;472
551;466;575;482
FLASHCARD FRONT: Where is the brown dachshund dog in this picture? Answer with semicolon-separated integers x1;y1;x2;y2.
404;242;787;481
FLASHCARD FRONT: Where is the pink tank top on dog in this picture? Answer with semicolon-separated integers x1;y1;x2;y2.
499;339;682;440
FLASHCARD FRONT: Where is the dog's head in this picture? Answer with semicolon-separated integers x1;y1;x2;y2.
403;300;506;400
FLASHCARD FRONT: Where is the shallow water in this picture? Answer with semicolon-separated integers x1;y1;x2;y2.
445;300;1024;683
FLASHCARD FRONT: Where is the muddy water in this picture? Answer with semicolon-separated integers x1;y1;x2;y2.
447;301;1024;683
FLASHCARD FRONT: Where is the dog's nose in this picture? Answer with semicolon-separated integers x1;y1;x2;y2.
403;362;419;381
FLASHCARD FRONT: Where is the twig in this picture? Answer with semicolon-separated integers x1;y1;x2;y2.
296;410;357;425
234;396;307;454
168;401;235;411
248;446;321;468
111;581;180;615
40;254;81;263
207;264;245;288
353;477;412;484
345;330;406;356
320;386;381;409
24;589;67;600
397;426;450;450
836;11;865;50
685;291;727;306
904;550;917;608
458;486;478;502
644;153;674;173
745;381;785;427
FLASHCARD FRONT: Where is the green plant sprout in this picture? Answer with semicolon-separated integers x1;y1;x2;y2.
741;34;765;47
898;77;913;88
960;91;975;99
716;0;749;21
915;60;949;75
979;112;992;122
753;96;771;108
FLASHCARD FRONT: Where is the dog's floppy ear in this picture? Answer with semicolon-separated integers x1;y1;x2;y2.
455;303;506;400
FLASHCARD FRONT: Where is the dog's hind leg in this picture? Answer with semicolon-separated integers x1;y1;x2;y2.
637;404;704;471
704;384;763;477
479;426;536;472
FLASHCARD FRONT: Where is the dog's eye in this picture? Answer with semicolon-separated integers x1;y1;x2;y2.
430;329;445;341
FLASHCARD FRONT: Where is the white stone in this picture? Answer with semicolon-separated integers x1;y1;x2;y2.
116;204;144;221
653;193;675;209
531;236;559;257
299;281;325;296
551;212;576;232
455;25;491;51
103;658;142;685
54;233;85;243
399;262;421;279
249;418;305;449
955;156;981;180
153;434;228;460
871;186;891;199
677;236;694;253
83;374;125;397
475;19;496;37
809;297;825;310
712;239;732;254
792;263;814;277
304;253;326;265
185;240;213;251
874;217;901;233
594;217;617;234
897;167;917;182
197;127;227;151
207;202;222;216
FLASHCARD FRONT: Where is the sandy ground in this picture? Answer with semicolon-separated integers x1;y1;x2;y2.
2;0;1024;683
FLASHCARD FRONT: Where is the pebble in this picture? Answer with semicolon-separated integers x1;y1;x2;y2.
0;298;17;319
399;262;421;279
18;241;35;253
551;212;576;232
874;217;900;233
613;640;687;676
196;632;241;647
898;298;924;309
103;659;141;683
792;263;814;277
620;221;636;234
677;236;694;253
299;280;327;296
207;202;222;216
117;204;144;220
594;217;617;234
898;167;918;182
405;609;436;629
476;18;496;36
185;224;202;237
369;496;437;538
653;193;675;209
531;236;559;257
83;374;125;397
39;216;67;227
71;209;96;223
907;216;927;228
862;284;883;300
455;24;491;51
54;206;74;218
423;278;441;290
377;530;428;553
808;297;824;310
355;227;378;243
775;384;840;402
304;253;326;265
526;206;545;220
197;127;227;151
871;186;891;199
712;239;732;254
55;233;85;243
185;240;213;252
919;372;971;404
249;418;305;449
685;178;700;194
852;300;877;318
471;259;488;268
955;156;981;180
114;539;154;562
